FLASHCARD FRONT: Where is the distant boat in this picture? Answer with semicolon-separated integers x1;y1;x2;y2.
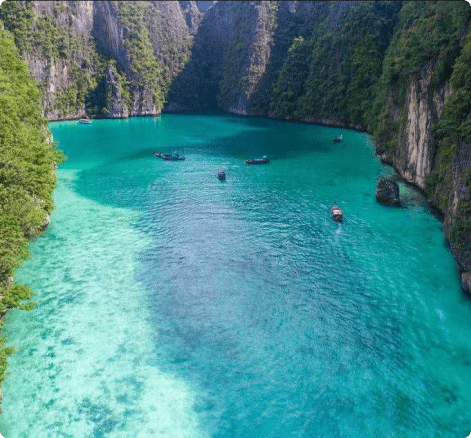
333;134;343;143
246;155;269;165
79;118;92;124
331;204;343;222
217;168;226;180
154;152;185;161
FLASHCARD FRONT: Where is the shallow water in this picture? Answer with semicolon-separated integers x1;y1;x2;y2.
1;115;471;437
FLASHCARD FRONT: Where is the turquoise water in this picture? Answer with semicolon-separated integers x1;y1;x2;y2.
1;114;471;437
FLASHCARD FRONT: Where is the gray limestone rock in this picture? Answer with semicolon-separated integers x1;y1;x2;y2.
376;178;400;206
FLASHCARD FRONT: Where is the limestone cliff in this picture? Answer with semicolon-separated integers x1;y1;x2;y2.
377;72;453;190
0;0;194;119
0;27;60;408
2;0;471;292
374;2;471;291
382;68;471;292
166;0;357;115
168;0;471;292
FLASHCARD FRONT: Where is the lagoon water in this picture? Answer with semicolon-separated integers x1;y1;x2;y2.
1;115;471;437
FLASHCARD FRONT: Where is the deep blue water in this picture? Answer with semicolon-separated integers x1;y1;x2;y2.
1;115;471;437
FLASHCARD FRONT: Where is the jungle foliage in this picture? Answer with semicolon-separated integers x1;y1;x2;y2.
268;1;402;128
0;0;193;118
0;0;107;118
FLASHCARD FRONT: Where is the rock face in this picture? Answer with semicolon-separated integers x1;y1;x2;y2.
179;1;203;34
1;0;194;119
166;0;357;115
2;1;471;292
378;70;453;190
460;272;471;297
103;61;129;118
375;178;400;206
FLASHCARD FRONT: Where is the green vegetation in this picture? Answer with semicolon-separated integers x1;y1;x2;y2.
424;26;471;258
219;1;278;109
1;0;193;118
103;59;131;115
449;217;471;253
424;26;471;207
373;1;469;150
269;1;401;128
218;3;255;107
118;2;165;109
0;1;98;66
270;36;309;117
379;1;468;88
117;1;193;111
0;29;61;384
0;0;107;118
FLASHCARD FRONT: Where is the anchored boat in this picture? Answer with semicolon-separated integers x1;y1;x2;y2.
217;167;226;180
246;155;269;165
154;152;185;161
333;134;343;143
79;117;92;124
331;204;343;222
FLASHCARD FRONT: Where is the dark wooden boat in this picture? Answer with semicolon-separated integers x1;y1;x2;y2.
217;170;226;180
246;155;269;165
155;152;185;161
331;204;343;222
333;134;343;143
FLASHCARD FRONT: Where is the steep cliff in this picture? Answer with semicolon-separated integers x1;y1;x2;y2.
374;1;471;290
427;30;471;289
179;1;203;35
2;0;471;290
0;0;194;119
165;0;399;122
165;0;245;112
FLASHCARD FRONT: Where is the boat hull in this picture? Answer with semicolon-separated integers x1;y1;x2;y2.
246;159;269;165
155;152;185;160
331;206;343;222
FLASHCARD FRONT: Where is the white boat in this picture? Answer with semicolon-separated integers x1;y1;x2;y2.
331;204;343;222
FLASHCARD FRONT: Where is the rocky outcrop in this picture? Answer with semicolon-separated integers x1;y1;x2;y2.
179;1;203;34
378;71;471;291
375;178;400;206
3;1;471;292
104;62;129;118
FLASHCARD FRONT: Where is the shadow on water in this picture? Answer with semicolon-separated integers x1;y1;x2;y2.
49;115;471;437
71;115;347;210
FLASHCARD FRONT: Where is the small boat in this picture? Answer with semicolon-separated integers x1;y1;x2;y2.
155;152;185;161
217;168;226;180
333;134;343;143
246;155;269;165
79;118;92;124
331;204;343;222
